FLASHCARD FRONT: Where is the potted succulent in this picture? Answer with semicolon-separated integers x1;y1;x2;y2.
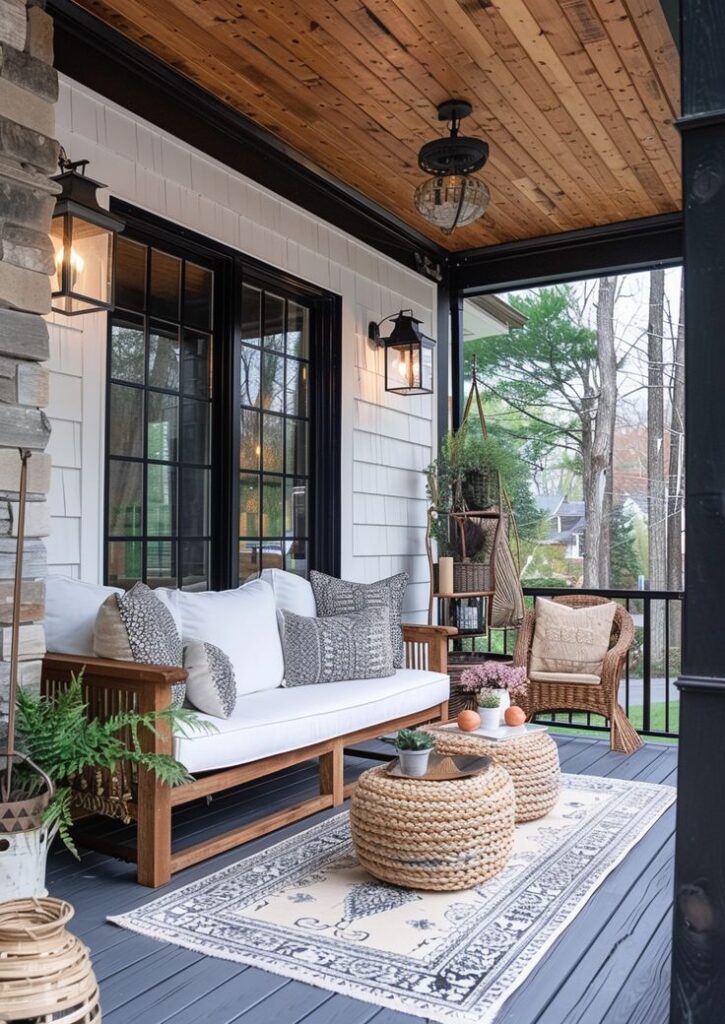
460;662;528;724
386;728;434;777
477;691;502;732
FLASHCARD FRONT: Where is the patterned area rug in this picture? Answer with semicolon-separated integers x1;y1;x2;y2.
111;773;675;1024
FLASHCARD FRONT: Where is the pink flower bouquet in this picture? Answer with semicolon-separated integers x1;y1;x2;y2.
459;662;528;699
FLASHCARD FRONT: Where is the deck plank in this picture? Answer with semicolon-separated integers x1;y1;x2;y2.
46;736;677;1024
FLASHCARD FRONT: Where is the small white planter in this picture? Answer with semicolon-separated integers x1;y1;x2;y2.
0;823;57;901
396;748;432;777
479;706;501;732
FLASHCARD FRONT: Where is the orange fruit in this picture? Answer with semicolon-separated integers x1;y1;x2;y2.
457;709;481;732
504;705;526;726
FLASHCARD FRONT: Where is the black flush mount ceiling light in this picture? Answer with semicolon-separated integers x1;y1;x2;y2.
50;148;125;315
414;100;490;235
368;310;435;396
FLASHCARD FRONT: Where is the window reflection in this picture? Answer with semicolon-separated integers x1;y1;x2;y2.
239;283;311;581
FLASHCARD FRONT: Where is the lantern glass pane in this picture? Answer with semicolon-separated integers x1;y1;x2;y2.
386;342;421;392
68;215;113;305
50;215;64;295
414;174;490;233
421;339;434;392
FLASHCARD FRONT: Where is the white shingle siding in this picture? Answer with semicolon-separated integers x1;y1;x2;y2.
47;76;437;619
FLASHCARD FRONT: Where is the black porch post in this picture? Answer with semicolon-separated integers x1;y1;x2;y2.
671;1;725;1021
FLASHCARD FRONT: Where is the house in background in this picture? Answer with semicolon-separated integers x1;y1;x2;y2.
536;495;586;563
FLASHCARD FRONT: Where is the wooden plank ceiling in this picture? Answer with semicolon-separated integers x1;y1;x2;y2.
72;0;681;251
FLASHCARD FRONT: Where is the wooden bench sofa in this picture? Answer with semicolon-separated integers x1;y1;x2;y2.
41;623;453;887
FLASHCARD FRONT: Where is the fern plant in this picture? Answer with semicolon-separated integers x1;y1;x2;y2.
15;671;215;856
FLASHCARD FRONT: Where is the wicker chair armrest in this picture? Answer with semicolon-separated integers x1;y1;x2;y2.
512;610;536;670
599;614;635;687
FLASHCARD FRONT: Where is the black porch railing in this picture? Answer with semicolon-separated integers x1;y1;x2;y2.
466;587;684;741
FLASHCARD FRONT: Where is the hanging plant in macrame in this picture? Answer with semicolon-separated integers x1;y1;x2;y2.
460;363;525;629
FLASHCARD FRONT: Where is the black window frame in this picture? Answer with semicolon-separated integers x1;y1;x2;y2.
104;201;341;589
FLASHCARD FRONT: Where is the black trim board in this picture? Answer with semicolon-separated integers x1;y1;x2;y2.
451;213;683;294
48;0;445;279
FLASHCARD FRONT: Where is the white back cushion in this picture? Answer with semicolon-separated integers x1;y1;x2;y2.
45;575;122;656
260;568;316;617
164;578;284;696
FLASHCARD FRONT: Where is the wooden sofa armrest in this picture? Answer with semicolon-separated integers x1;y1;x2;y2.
42;654;187;757
402;624;457;674
42;653;187;691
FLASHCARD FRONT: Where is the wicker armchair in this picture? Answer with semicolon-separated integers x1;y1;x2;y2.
512;595;641;754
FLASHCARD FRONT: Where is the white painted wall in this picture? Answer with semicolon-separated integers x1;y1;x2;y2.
46;76;437;620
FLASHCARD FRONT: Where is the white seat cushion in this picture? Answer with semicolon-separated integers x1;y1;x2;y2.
45;575;122;656
175;668;449;773
161;579;284;697
260;568;317;617
529;671;602;686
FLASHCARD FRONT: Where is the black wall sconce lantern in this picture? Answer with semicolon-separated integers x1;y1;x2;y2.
368;310;435;396
50;149;125;315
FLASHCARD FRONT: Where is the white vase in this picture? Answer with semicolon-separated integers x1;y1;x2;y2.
0;823;56;901
479;707;500;731
497;689;511;724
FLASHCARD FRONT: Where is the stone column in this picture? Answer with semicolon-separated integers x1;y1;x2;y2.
0;0;58;716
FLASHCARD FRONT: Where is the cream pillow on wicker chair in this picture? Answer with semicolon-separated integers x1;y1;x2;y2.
529;598;616;680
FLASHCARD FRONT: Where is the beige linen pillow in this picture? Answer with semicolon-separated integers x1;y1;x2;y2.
529;598;617;678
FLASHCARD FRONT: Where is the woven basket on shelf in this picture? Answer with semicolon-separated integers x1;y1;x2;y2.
453;562;491;592
350;763;515;891
461;468;499;511
0;898;101;1023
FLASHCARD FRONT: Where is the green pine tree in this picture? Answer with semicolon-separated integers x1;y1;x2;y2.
609;502;643;587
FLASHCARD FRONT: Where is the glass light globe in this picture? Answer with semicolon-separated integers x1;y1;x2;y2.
414;174;490;234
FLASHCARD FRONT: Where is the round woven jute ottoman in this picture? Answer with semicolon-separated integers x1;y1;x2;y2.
426;727;560;823
350;763;515;891
0;898;101;1022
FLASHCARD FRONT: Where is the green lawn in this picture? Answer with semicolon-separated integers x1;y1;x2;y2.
546;701;679;745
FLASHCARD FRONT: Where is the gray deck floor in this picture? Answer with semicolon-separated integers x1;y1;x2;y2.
47;735;677;1024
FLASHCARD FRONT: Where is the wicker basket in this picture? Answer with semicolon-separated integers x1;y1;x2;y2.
350;763;515;890
453;562;491;592
0;898;101;1023
427;727;561;823
461;468;499;511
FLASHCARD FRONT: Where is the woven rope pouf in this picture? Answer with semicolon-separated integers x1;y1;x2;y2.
427;727;561;823
350;763;515;891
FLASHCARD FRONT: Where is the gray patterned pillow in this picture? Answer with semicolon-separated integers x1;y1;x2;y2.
309;571;408;668
183;641;236;719
280;607;394;687
94;582;185;708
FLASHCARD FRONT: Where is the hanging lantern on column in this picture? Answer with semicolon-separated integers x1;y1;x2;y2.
50;149;125;315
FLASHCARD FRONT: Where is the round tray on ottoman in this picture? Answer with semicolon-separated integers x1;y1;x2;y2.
350;763;515;891
427;727;560;823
